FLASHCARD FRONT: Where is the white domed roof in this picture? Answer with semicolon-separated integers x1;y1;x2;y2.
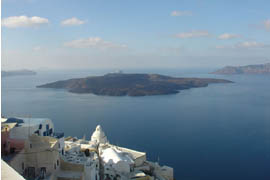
91;125;108;144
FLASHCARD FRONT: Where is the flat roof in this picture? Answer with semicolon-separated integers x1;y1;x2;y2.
3;117;51;127
101;147;134;165
113;145;146;159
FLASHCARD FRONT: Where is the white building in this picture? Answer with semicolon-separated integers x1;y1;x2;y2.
115;146;146;167
8;135;61;180
92;125;173;180
2;117;65;155
62;137;100;180
3;121;173;180
146;162;174;180
101;147;134;174
6;117;55;139
91;125;108;144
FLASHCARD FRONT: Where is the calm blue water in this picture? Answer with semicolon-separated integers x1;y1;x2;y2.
2;69;270;180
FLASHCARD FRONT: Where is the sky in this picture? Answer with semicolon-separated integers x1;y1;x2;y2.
1;0;270;70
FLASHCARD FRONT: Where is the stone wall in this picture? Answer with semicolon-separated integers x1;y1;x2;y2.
60;158;84;172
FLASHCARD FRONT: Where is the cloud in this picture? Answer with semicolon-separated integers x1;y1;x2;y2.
171;11;192;16
175;30;210;38
2;15;49;28
64;37;127;49
216;41;269;49
218;33;240;40
263;19;270;31
61;17;86;26
235;41;268;48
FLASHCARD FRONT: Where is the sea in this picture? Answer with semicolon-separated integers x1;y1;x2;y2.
2;68;270;180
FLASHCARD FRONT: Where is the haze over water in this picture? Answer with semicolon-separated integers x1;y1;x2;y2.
2;69;270;180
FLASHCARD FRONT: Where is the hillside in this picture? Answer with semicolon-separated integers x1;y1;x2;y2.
2;70;37;77
211;63;270;75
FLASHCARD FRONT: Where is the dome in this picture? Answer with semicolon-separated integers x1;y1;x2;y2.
91;125;108;144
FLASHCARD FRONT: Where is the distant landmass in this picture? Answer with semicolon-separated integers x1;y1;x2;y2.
211;63;270;75
37;73;232;96
2;70;37;77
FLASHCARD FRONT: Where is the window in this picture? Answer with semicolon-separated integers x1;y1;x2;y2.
39;124;42;129
46;124;49;130
43;131;46;136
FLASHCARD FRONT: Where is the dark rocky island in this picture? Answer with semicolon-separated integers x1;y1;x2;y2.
211;63;270;75
2;70;37;77
37;73;232;96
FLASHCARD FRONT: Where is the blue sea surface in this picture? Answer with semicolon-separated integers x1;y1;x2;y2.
2;69;270;180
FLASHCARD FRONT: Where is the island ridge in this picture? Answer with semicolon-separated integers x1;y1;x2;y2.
37;73;233;96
